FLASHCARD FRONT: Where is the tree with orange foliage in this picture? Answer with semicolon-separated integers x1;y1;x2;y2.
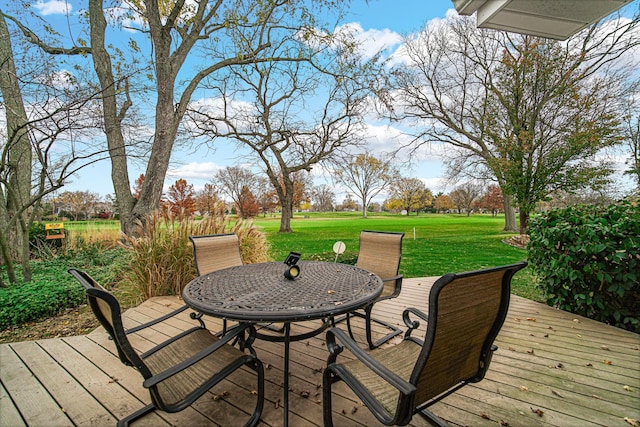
166;179;196;218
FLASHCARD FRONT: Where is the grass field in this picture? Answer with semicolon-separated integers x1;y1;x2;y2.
64;213;538;300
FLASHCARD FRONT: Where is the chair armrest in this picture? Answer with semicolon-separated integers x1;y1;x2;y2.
375;274;403;301
125;305;190;335
326;327;415;395
402;307;427;339
143;323;254;389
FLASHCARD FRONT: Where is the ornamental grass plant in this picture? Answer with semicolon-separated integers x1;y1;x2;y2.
121;210;271;302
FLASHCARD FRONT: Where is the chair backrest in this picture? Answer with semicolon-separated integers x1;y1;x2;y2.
410;262;527;405
189;233;243;275
68;269;150;375
356;230;404;295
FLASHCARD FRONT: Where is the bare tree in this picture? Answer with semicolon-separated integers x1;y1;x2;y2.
0;10;106;284
392;10;639;233
332;153;398;218
195;183;222;216
57;191;101;221
311;184;336;212
449;183;482;216
214;166;259;219
189;23;374;232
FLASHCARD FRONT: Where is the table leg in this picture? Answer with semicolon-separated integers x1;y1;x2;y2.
283;322;291;427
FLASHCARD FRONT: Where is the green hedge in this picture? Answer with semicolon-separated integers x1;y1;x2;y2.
527;201;639;333
0;278;85;329
0;247;130;330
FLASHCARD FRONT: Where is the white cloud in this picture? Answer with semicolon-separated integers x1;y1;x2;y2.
335;22;403;59
167;162;220;180
34;0;71;16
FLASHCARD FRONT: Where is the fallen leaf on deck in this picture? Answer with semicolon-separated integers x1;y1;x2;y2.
623;385;634;392
530;407;544;417
520;386;529;392
481;413;491;420
592;394;602;400
514;317;521;322
213;391;230;401
327;290;335;295
573;319;580;323
499;420;510;426
551;390;564;398
624;417;640;427
577;334;582;338
586;363;593;367
600;345;610;351
250;390;258;395
508;347;516;352
526;318;537;322
603;359;612;365
300;390;310;398
544;334;549;338
351;406;358;414
527;349;535;355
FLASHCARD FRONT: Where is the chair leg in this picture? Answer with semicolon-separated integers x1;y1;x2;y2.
364;306;403;349
245;359;265;427
418;408;450;427
322;369;335;427
117;403;155;427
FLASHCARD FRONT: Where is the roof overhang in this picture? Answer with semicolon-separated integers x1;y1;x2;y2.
451;0;633;40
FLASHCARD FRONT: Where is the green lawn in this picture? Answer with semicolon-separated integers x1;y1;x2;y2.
64;213;539;300
253;212;538;300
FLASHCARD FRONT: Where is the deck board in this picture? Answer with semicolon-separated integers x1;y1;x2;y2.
1;278;638;427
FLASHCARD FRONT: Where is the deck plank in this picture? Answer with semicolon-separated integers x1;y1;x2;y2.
0;378;27;427
1;278;638;427
0;344;72;426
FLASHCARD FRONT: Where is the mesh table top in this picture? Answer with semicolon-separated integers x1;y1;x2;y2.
183;261;383;323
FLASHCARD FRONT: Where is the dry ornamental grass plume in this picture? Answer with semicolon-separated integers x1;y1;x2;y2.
121;210;271;300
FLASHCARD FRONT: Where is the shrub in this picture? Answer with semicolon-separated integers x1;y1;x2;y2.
121;211;271;301
527;201;639;333
0;248;130;329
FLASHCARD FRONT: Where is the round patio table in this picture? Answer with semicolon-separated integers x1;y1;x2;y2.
182;261;383;426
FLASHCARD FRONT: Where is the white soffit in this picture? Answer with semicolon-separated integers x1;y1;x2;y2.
452;0;634;40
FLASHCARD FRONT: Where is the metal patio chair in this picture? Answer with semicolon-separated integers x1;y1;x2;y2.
345;230;405;349
323;261;528;426
69;268;264;427
190;233;244;276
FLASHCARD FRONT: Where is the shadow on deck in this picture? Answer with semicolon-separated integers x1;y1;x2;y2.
1;278;638;426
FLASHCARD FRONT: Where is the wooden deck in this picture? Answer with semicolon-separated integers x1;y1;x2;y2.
1;277;638;427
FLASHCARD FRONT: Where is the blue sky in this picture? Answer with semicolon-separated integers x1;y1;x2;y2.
46;0;458;202
13;0;637;202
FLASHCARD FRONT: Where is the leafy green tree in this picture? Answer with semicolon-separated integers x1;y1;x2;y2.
393;11;639;233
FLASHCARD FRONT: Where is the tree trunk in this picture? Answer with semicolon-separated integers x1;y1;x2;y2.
280;201;293;233
279;179;295;233
89;0;137;235
503;194;518;232
0;230;16;285
0;11;32;283
361;197;368;218
519;210;529;235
